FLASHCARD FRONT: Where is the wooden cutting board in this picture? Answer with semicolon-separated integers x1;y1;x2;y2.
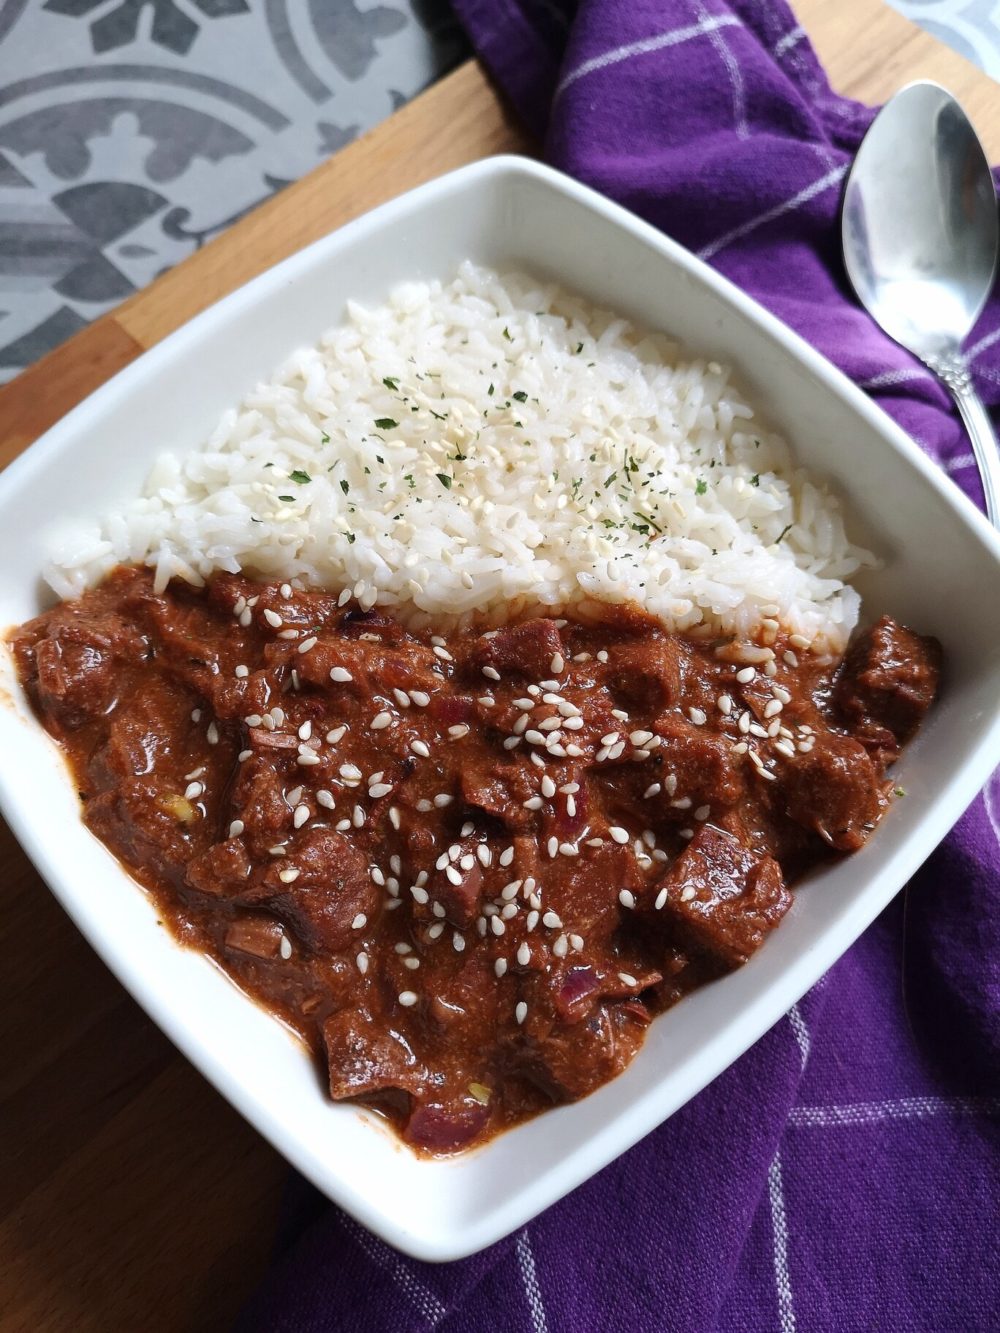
1;4;998;1329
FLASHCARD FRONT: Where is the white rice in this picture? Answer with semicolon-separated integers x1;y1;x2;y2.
46;262;874;650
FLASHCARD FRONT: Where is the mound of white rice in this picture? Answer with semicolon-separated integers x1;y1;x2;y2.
47;262;874;650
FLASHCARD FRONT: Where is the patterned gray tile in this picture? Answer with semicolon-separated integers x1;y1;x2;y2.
0;0;466;382
890;0;1000;80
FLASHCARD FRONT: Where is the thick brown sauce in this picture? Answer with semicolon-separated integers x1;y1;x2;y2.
10;567;940;1153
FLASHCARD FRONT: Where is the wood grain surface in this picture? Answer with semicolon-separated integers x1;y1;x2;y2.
1;8;998;1330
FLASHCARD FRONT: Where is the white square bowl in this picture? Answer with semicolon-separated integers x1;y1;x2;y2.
2;156;999;1262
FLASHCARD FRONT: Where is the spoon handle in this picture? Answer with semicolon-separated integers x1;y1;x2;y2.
925;352;1000;528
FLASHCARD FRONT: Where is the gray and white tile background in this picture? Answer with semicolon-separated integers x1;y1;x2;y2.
0;0;466;383
891;0;1000;78
1;2;999;386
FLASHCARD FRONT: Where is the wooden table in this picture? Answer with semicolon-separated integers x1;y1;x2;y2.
1;4;997;1328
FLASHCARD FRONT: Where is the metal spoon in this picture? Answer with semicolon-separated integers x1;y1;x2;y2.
842;79;1000;526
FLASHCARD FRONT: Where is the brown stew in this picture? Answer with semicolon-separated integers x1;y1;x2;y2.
11;567;940;1153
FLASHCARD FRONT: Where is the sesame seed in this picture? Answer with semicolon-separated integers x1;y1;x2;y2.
523;795;543;811
499;846;514;867
503;736;522;750
526;910;539;931
524;729;546;745
689;707;707;726
278;867;300;884
601;732;620;746
335;819;351;831
184;782;203;801
238;749;252;762
680;885;697;903
563;716;584;731
235;665;249;678
298;636;317;654
559;842;577;856
550;653;565;674
495;958;508;978
293;804;310;829
539;716;561;732
431;901;445;918
541;775;556;798
369;782;393;799
433;793;453;808
356;951;369;974
553;934;568;958
736;666;756;684
326;725;347;743
516;941;531;966
239;609;252;628
643;784;661;799
371;711;392;730
679;828;695;840
263;608;283;628
490;916;506;936
448;724;470;739
566;795;576;817
597;650;609;663
453;932;466;952
228;819;244;838
717;694;733;715
515;1001;528;1025
694;804;711;821
618;972;638;987
654;887;668;910
482;665;501;681
619;889;636;909
411;740;431;758
398;991;418;1007
352;805;365;828
547;836;558;858
445;865;462;886
764;699;783;718
609;826;629;844
542;911;562;929
427;922;444;940
410;690;430;707
206;722;219;746
389;806;401;829
738;712;752;734
569;934;584;951
330;667;353;683
434;645;454;662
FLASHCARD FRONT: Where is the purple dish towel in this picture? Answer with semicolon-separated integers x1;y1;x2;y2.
237;5;1000;1329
